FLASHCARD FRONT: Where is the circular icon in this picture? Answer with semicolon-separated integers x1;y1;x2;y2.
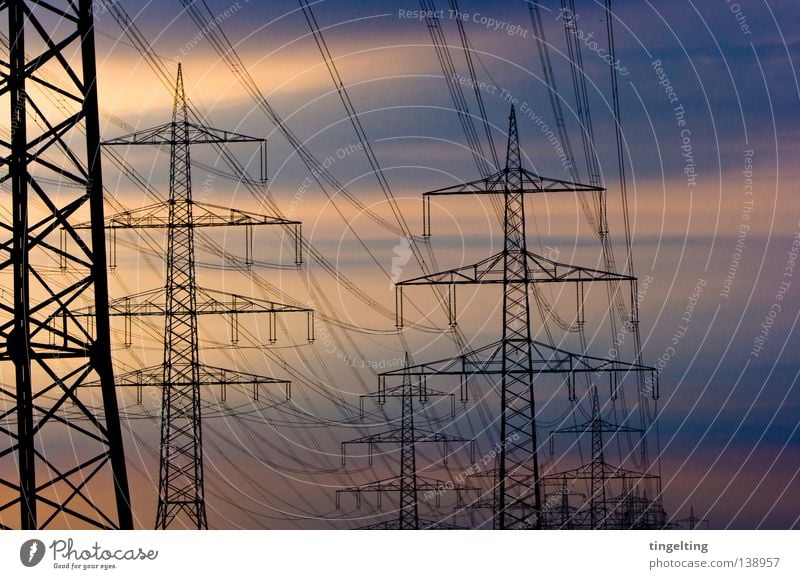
20;539;46;567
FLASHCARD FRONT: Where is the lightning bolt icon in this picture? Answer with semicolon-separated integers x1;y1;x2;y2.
28;542;38;563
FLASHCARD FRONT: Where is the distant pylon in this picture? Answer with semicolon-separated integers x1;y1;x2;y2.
544;383;651;529
338;354;476;529
84;65;313;529
0;0;132;530
674;506;709;530
387;106;658;529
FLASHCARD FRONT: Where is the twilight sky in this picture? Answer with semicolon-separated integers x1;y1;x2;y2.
60;0;800;529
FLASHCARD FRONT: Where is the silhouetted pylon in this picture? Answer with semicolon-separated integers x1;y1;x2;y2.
386;106;657;529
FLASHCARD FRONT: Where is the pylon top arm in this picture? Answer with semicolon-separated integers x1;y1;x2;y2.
101;122;265;147
422;166;604;198
397;249;634;287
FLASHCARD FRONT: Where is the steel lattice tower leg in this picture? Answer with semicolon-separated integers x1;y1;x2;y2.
559;478;572;529
156;66;206;530
0;0;132;530
398;364;419;529
588;386;607;529
496;107;541;530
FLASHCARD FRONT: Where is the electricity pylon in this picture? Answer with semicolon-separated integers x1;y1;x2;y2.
542;384;664;529
673;506;709;530
386;106;658;529
88;65;313;529
338;355;476;529
0;0;132;530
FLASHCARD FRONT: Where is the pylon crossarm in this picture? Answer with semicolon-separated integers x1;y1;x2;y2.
102;122;264;147
73;201;298;230
552;417;643;436
363;384;454;400
416;475;480;494
338;476;479;495
71;286;311;317
422;167;604;198
81;363;290;398
342;429;470;446
197;365;290;391
193;201;298;227
398;253;504;286
357;518;463;530
466;469;497;480
100;122;174;146
523;250;635;282
183;123;265;145
397;249;633;286
195;288;312;315
106;288;163;316
542;462;661;484
467;498;533;512
116;365;288;388
379;340;657;377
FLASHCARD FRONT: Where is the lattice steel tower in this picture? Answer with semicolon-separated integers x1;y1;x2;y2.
541;383;662;529
386;106;657;529
673;506;709;530
92;66;312;529
0;0;131;530
338;355;476;529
